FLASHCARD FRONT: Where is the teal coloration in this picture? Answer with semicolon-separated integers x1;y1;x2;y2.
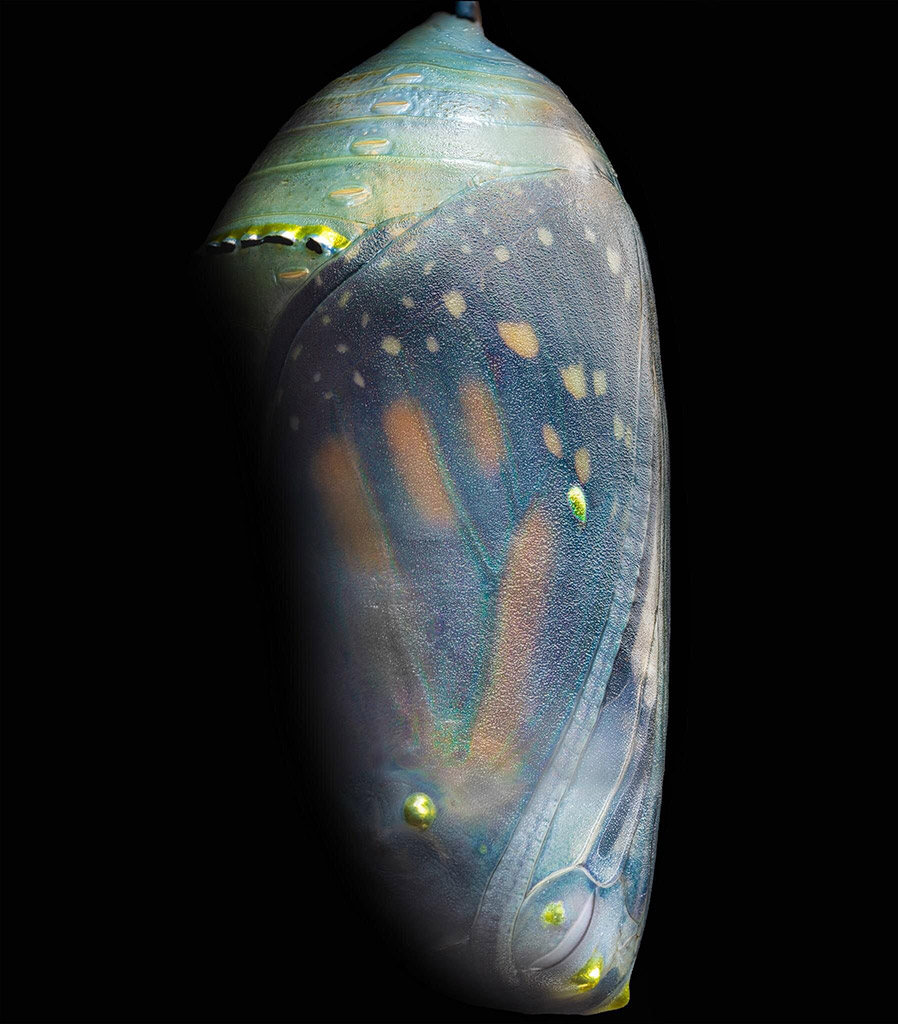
202;9;668;1016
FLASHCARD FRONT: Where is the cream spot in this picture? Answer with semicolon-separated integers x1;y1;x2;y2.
464;205;476;216
609;497;618;521
624;425;633;449
494;246;511;263
460;243;473;255
322;315;332;325
482;226;490;236
291;344;303;361
426;336;439;353
381;258;392;269
289;415;299;431
497;321;539;359
542;423;562;458
584;227;596;244
403;240;418;253
443;291;467;318
624;276;633;303
323;391;333;400
387;223;408;239
574;447;591;484
606;246;622;275
336;344;348;354
353;371;365;388
613;414;625;441
537;227;553;246
278;268;309;281
593;369;607;396
422;261;435;276
361;312;369;328
312;371;321;383
401;296;415;309
382;336;402;356
561;362;587;399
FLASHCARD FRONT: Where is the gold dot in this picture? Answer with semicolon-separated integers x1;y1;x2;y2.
382;336;401;356
542;423;562;458
494;246;511;263
571;955;603;992
497;321;539;359
403;792;437;829
561;362;587;399
337;290;352;308
443;291;467;318
575;447;591;483
593;369;607;396
567;485;587;523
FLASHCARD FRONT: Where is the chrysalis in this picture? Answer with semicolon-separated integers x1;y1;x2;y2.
200;4;668;1014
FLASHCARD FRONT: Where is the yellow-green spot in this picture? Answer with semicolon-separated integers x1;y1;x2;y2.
403;792;436;829
571;954;604;992
478;843;488;855
568;485;587;523
541;901;566;927
602;982;630;1012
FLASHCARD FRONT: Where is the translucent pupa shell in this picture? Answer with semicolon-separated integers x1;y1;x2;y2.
200;9;668;1015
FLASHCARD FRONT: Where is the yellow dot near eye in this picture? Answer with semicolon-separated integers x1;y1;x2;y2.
541;901;566;927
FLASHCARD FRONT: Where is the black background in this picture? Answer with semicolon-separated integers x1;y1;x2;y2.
2;3;897;1022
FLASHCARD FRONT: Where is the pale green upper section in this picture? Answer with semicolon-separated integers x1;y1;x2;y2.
203;12;618;342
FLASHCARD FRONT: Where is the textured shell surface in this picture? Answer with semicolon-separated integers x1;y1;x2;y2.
202;9;668;1016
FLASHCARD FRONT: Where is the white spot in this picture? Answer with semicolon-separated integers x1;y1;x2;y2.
382;336;401;356
361;312;369;328
494;246;511;263
380;258;392;269
338;291;352;308
624;425;633;449
403;240;418;253
606;246;622;275
584;227;596;244
353;371;365;388
537;227;553;246
422;261;435;276
312;371;321;383
336;344;348;354
460;244;473;255
560;362;587;399
323;391;333;400
322;315;331;325
291;344;303;361
613;414;625;441
443;291;467;318
426;336;439;352
464;205;476;216
593;369;607;396
482;226;490;236
401;296;415;309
